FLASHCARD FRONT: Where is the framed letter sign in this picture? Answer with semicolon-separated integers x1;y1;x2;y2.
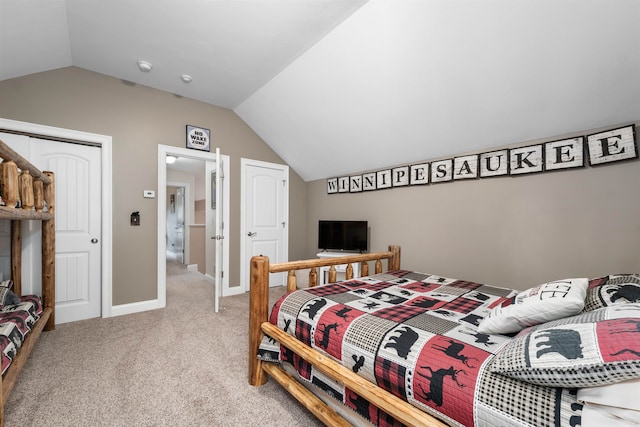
186;125;211;152
509;144;543;175
544;137;584;171
480;150;509;177
587;125;637;166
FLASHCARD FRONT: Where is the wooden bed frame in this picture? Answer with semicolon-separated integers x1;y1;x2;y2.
0;138;55;427
248;245;449;427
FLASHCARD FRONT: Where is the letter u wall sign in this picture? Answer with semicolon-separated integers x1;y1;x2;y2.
327;124;637;194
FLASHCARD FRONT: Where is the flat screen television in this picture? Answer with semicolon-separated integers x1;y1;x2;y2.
318;220;368;253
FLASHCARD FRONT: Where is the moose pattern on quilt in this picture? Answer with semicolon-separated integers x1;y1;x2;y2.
260;270;585;427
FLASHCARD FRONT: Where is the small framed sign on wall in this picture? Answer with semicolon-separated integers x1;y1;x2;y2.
186;125;210;152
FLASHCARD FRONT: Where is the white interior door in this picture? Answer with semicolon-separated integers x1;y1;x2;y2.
0;133;102;324
241;159;288;289
205;152;230;299
213;148;222;312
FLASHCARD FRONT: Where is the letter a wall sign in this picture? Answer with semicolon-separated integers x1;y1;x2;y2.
327;124;637;194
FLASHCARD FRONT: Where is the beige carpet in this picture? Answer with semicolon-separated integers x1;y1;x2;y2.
4;261;324;426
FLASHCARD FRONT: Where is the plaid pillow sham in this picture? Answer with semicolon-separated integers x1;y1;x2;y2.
489;304;640;388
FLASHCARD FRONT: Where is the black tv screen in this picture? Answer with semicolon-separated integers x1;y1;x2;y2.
318;220;368;252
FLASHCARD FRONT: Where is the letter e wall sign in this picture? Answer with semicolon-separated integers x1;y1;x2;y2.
587;125;637;165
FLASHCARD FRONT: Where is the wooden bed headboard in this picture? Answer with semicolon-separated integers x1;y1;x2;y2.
248;245;400;385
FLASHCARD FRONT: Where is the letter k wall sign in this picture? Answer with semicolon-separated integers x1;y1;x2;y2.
326;123;637;194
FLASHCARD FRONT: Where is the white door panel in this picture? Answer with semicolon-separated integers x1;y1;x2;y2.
56;253;89;302
33;138;102;323
253;240;279;260
242;159;288;289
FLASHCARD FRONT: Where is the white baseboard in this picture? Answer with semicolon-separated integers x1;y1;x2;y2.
110;299;164;317
187;264;199;272
224;286;243;296
204;273;243;297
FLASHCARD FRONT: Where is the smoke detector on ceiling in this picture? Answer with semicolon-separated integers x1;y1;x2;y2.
137;60;153;72
180;74;192;83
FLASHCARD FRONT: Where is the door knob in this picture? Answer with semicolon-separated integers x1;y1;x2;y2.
247;231;257;237
91;238;99;244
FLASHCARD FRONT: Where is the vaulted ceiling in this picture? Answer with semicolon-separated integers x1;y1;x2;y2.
2;0;639;181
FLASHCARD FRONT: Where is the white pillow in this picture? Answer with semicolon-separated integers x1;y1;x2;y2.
578;378;640;412
478;278;588;334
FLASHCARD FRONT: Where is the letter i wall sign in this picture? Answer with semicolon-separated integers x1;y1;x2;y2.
327;124;637;194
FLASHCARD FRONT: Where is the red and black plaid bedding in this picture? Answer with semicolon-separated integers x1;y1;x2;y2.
259;270;584;427
0;295;43;375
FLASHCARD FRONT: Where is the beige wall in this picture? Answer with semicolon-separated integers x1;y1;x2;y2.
188;225;206;274
2;66;637;301
0;66;307;305
192;200;206;274
307;122;640;290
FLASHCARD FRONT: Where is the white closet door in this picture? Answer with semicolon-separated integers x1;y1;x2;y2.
33;138;102;323
242;159;288;289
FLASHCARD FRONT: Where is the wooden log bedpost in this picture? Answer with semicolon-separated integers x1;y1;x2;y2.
309;268;318;288
286;270;297;293
42;171;55;331
389;244;401;271
33;179;44;212
10;221;22;295
361;261;369;277
249;255;269;386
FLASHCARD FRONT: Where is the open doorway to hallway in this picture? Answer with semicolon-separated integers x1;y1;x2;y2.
158;144;230;312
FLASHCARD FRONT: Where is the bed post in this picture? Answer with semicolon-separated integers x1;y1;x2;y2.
249;255;269;386
10;220;22;294
42;171;55;331
388;245;401;270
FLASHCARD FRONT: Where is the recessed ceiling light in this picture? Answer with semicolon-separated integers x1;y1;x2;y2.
166;155;178;164
180;74;192;83
137;60;153;72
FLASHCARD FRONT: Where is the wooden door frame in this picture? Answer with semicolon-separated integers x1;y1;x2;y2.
240;158;289;292
0;118;113;318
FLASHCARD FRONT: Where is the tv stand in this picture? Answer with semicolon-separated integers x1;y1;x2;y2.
316;251;362;285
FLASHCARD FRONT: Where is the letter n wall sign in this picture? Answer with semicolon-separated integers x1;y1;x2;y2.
326;124;637;194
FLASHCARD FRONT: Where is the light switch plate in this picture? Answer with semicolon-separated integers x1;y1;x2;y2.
143;190;155;198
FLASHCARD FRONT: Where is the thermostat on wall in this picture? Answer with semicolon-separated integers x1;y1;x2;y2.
143;190;155;198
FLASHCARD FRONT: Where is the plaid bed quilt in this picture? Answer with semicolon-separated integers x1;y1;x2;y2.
0;295;43;375
259;270;584;427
